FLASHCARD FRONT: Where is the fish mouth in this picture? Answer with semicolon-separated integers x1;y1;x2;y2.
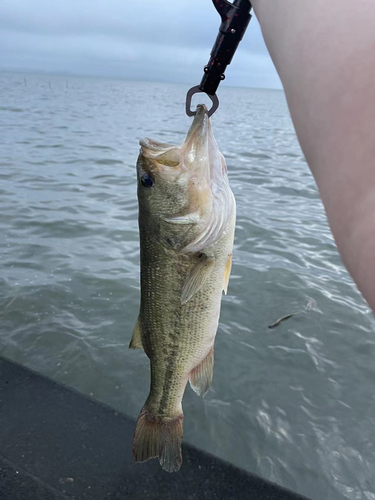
185;104;209;145
182;104;223;184
179;105;234;252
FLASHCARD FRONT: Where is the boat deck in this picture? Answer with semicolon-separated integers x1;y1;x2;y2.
0;357;310;500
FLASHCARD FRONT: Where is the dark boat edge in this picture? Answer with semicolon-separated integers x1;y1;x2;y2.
0;356;311;500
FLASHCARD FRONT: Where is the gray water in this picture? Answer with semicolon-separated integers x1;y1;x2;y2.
1;72;375;500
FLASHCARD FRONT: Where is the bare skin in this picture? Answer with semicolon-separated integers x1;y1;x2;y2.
251;0;375;311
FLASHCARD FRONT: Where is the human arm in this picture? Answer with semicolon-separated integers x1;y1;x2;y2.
251;0;375;310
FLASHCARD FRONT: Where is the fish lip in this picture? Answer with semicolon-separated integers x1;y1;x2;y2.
182;104;213;181
195;103;208;115
182;104;227;188
186;104;209;141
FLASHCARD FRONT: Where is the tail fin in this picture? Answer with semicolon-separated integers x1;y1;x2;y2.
133;408;183;473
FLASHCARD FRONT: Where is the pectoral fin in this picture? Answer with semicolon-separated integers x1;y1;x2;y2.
181;255;214;305
129;317;143;350
223;254;233;295
164;211;199;225
189;347;214;397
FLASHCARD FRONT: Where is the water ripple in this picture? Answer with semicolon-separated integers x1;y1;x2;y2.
0;73;374;500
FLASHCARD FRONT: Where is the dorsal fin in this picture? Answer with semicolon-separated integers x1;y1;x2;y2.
129;317;143;350
223;254;233;295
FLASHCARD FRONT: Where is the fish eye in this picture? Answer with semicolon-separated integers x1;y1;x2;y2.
141;173;154;188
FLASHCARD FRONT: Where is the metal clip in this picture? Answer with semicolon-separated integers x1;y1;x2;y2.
185;85;219;117
185;0;252;118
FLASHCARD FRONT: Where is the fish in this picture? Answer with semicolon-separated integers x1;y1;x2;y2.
129;104;236;473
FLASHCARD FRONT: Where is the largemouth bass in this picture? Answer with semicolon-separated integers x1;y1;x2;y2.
130;105;236;472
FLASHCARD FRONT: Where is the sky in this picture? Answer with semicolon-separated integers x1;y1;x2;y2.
0;0;282;89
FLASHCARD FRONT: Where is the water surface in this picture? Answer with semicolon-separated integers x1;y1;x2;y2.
1;72;375;500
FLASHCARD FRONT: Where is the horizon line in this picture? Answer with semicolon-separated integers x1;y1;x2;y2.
0;67;283;92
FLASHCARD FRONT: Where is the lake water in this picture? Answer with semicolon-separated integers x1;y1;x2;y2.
1;72;375;500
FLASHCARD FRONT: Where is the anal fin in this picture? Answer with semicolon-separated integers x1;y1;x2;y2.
189;347;214;397
129;317;143;350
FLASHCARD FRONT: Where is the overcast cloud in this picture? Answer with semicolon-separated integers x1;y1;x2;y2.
0;0;281;89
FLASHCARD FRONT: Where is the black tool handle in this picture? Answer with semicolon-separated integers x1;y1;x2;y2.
200;0;252;96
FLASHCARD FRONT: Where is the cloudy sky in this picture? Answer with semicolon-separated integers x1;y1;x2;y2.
0;0;281;89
